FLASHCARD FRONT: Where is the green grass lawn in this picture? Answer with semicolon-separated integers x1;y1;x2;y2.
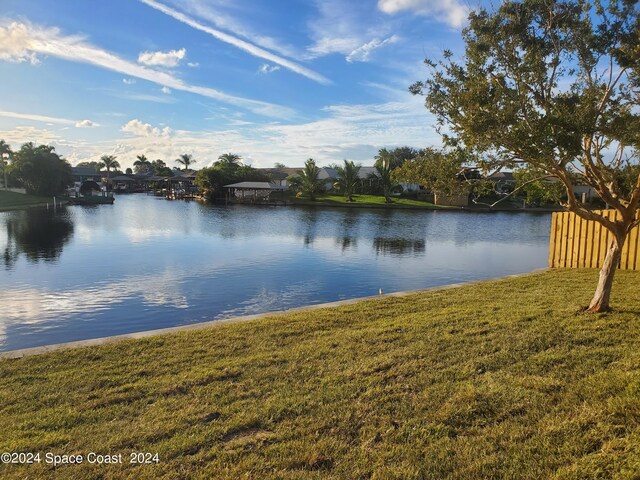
0;190;53;210
291;194;449;208
1;270;639;479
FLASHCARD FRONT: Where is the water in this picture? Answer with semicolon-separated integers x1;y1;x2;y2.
0;195;551;351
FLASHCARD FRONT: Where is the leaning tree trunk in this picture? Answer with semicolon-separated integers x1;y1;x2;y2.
587;234;625;312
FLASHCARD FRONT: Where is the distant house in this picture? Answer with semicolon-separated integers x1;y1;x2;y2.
168;170;198;194
258;167;337;190
261;165;421;194
71;167;102;184
486;171;515;193
110;175;136;192
259;167;301;187
543;175;598;202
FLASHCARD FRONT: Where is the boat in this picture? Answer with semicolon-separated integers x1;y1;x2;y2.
65;194;115;205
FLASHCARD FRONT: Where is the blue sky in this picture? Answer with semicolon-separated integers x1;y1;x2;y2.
0;0;473;169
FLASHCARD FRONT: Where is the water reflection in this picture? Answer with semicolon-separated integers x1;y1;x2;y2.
3;208;74;268
0;195;552;351
373;238;426;256
299;208;321;246
337;236;357;252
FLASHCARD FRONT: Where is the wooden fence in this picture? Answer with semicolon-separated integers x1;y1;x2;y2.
548;210;640;270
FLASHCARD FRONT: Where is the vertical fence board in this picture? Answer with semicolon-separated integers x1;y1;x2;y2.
621;221;631;269
572;215;582;268
554;213;564;267
570;213;578;267
592;216;602;267
584;218;594;268
599;211;611;267
628;221;639;270
559;212;569;267
549;209;639;270
548;213;558;267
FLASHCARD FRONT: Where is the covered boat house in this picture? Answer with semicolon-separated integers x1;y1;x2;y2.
224;182;287;204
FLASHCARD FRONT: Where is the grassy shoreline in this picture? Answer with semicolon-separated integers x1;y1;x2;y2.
0;190;58;211
1;269;639;478
236;194;563;212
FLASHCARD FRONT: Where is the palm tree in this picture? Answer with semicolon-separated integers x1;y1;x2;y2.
288;158;325;201
0;140;12;190
0;140;11;157
134;154;151;174
334;160;361;202
217;153;242;166
176;153;195;171
374;147;417;170
375;156;396;204
99;155;120;188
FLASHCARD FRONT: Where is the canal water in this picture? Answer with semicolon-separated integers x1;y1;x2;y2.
0;195;551;351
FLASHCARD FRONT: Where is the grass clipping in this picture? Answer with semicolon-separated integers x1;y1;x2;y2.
1;269;639;479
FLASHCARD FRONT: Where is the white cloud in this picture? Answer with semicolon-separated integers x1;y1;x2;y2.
162;0;302;60
119;92;175;103
305;0;395;63
258;63;280;74
0;20;295;118
0;21;40;64
260;100;440;162
88;97;438;169
139;0;332;85
75;119;99;128
0;110;98;128
346;35;399;63
122;78;136;85
0;126;64;149
3;97;440;169
0;110;75;125
161;86;172;94
378;0;468;28
138;47;186;67
121;119;173;137
187;61;199;67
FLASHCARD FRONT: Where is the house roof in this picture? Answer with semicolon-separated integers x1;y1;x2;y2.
358;166;378;179
144;175;169;181
224;181;287;190
487;171;515;182
318;167;337;179
110;175;135;181
174;170;197;178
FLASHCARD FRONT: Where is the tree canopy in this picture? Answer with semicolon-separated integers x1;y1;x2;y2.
176;154;195;171
10;143;72;196
412;0;640;312
217;153;242;166
134;155;152;174
99;155;120;175
334;160;361;202
393;148;471;197
374;147;418;171
288;158;325;201
195;163;267;201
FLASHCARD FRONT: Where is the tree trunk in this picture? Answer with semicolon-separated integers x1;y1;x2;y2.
587;235;624;312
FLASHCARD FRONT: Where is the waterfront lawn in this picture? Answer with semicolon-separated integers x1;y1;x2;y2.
293;194;446;208
0;190;51;210
1;269;640;479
